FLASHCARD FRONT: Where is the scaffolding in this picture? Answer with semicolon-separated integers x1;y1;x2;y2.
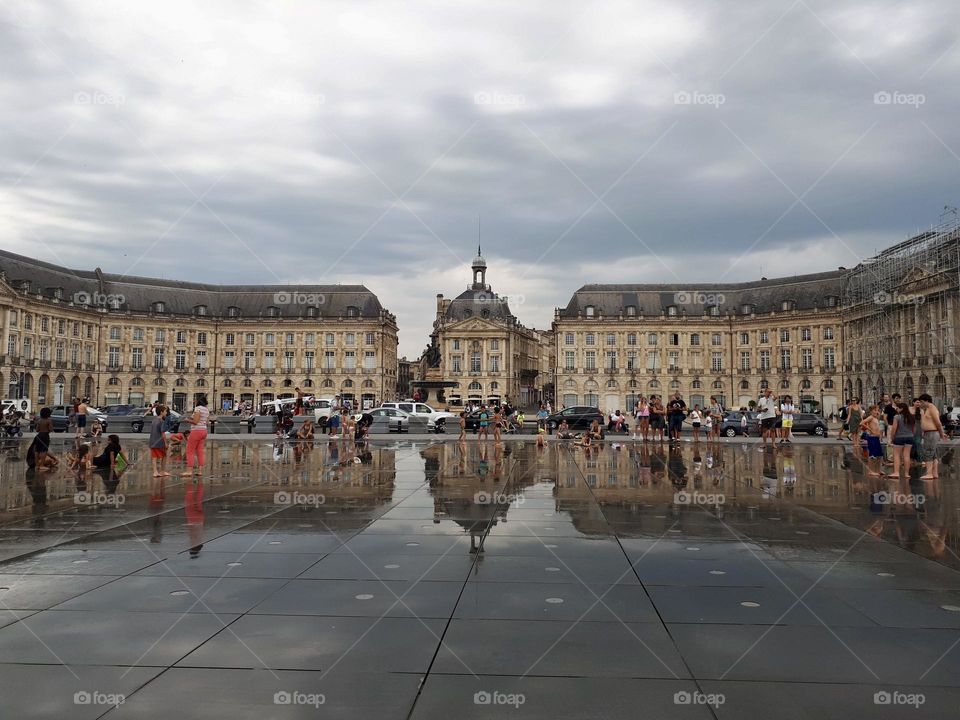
842;209;960;405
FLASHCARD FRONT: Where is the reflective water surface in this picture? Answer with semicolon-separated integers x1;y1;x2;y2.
0;435;958;719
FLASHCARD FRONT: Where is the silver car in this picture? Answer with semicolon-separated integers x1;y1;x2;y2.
354;407;410;433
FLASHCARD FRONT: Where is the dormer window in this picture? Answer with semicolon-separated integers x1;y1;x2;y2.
740;303;753;315
193;305;208;317
708;305;720;316
51;287;63;300
825;295;838;307
152;301;165;313
227;306;241;318
265;306;280;318
625;305;637;317
108;296;121;310
666;305;678;316
346;306;359;318
305;306;318;318
19;281;30;293
585;305;595;317
781;300;795;311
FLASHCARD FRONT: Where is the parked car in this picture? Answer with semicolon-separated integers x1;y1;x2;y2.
545;406;605;432
48;404;109;433
97;404;152;432
352;407;410;433
307;397;336;426
719;411;760;437
790;412;828;436
380;402;459;433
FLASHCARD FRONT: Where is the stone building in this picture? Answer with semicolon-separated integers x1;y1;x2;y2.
0;249;397;413
415;249;547;407
553;272;845;416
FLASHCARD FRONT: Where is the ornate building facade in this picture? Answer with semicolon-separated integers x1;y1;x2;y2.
553;272;846;415
0;250;398;413
416;250;548;407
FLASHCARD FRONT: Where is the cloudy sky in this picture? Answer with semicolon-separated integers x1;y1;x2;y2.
2;0;959;356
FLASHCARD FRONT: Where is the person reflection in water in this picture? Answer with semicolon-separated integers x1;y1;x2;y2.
185;481;205;558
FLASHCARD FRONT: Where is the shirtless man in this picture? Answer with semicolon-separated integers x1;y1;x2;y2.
918;393;947;480
859;405;884;477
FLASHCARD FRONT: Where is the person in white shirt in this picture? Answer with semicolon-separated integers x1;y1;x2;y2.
757;389;779;448
779;395;796;444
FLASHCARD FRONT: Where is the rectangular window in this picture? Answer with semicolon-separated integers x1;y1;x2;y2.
153;347;165;369
323;351;335;369
176;330;187;343
690;334;700;346
646;351;659;370
155;329;165;342
305;333;315;346
564;351;575;371
224;351;235;369
668;351;679;371
133;327;144;341
607;333;616;346
108;346;120;368
627;333;637;346
824;327;834;340
585;334;595;346
23;314;32;330
740;351;750;371
23;338;32;359
109;326;121;340
41;317;49;332
669;333;679;346
244;351;255;370
305;351;315;370
175;349;186;370
585;351;596;370
490;355;500;372
760;350;771;371
711;333;722;346
759;331;769;344
246;333;256;345
711;352;723;372
8;310;17;327
345;333;355;346
132;347;144;370
57;319;65;335
39;341;48;361
491;339;499;350
470;352;481;372
689;351;701;370
325;333;334;346
823;347;835;369
364;351;375;369
344;351;355;370
606;351;617;370
780;348;791;370
72;321;79;337
801;328;812;342
264;351;275;370
284;351;294;370
453;339;461;350
801;348;813;370
265;333;275;346
197;332;207;346
780;329;790;342
70;344;79;363
648;333;658;345
196;350;207;370
627;351;637;370
365;332;375;345
452;355;462;373
285;333;294;346
225;333;235;346
565;333;574;346
740;332;749;345
85;346;92;364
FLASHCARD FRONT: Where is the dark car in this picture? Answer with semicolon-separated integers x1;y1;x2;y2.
545;406;604;432
719;411;760;437
790;412;828;436
48;405;109;433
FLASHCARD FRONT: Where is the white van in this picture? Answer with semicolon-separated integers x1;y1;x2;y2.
307;397;336;423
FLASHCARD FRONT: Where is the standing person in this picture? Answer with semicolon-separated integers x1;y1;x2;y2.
708;396;723;441
650;397;666;442
182;394;210;478
779;395;796;444
837;401;850;440
740;410;748;437
757;389;778;448
492;406;503;443
458;411;466;441
294;387;304;416
477;405;489;441
149;405;170;478
76;397;89;439
536;404;548;432
667;393;687;443
847;398;863;454
30;408;55;471
689;405;702;442
918;393;947;480
859;405;884;477
887;403;915;481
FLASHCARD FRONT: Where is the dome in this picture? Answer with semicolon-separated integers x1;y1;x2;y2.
445;289;512;321
472;255;487;268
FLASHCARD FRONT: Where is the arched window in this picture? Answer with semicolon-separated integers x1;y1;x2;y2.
175;378;187;387
282;379;293;387
322;379;333;388
265;306;281;318
152;301;165;313
362;379;374;388
713;380;724;389
780;380;790;389
490;381;499;389
346;306;359;317
468;381;482;390
740;380;750;390
195;379;205;387
607;380;617;388
824;379;834;389
223;379;232;387
131;377;143;386
692;380;702;389
343;379;353;387
227;306;241;318
243;378;253;388
760;380;770;390
194;305;208;317
625;305;637;317
263;379;273;388
303;379;313;387
108;377;120;386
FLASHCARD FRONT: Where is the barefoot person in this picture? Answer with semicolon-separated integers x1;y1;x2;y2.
918;393;947;480
149;405;171;477
887;402;915;481
859;405;884;477
182;394;210;478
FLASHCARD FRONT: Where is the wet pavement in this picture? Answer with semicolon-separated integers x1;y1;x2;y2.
0;434;959;718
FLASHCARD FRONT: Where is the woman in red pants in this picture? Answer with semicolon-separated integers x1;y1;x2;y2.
182;394;210;478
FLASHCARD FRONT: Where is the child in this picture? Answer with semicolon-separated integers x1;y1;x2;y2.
536;426;546;447
704;412;713;438
89;418;103;439
67;443;93;471
458;412;466;441
149;405;170;477
740;412;748;437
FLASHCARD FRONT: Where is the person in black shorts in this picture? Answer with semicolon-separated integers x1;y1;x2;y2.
667;393;686;443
